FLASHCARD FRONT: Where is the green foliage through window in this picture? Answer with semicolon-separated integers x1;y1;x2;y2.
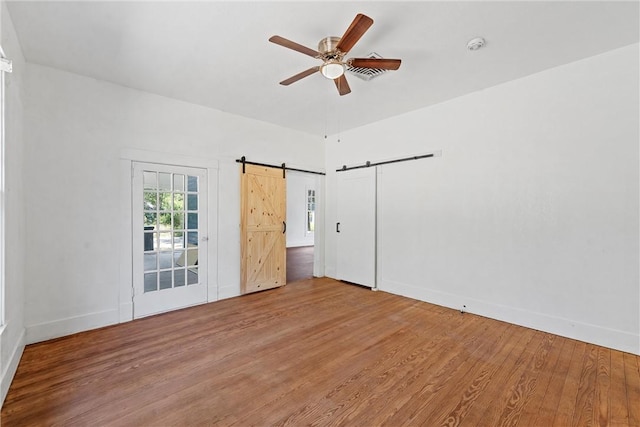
144;191;185;229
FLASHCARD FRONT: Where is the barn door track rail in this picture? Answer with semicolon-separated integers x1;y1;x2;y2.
237;156;326;177
336;152;438;172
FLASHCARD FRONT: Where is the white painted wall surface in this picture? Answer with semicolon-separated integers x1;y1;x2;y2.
0;1;26;404
325;44;640;354
23;64;324;343
286;171;315;248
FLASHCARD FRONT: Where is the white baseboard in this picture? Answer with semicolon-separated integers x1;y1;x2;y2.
380;279;640;355
324;268;337;280
207;283;219;303
119;302;133;323
1;327;25;406
25;309;120;345
218;286;241;300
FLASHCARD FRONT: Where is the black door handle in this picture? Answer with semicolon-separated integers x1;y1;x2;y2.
283;221;286;234
336;222;340;233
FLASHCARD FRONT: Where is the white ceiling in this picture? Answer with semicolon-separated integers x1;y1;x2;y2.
6;1;639;136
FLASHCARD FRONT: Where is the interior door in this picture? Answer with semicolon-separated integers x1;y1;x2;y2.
132;162;208;318
336;167;376;287
241;164;287;294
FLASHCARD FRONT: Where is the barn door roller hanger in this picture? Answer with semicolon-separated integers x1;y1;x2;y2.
236;156;325;177
337;150;442;172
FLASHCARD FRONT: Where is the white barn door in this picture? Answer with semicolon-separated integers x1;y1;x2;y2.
336;167;376;288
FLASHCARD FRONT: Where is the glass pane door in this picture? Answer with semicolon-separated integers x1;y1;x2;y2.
133;163;207;318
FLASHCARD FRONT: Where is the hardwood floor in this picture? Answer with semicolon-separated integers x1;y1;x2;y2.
2;278;639;426
287;245;314;283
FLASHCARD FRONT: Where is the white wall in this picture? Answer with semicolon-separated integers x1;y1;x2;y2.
23;63;324;343
286;171;316;248
0;1;26;404
325;44;640;355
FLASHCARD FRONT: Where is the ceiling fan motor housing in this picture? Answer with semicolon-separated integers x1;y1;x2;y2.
318;36;347;79
318;36;342;56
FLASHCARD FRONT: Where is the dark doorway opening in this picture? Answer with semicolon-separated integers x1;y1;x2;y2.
286;246;314;283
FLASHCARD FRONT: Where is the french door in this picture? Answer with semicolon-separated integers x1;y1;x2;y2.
336;167;376;288
132;162;208;318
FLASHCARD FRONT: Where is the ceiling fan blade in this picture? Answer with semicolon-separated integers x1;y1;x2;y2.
349;58;402;70
335;14;374;54
280;67;320;86
334;75;351;96
269;35;321;58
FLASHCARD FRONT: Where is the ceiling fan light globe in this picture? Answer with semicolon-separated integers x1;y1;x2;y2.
320;62;345;79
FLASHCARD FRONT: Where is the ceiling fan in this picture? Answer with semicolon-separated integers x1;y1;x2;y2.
269;13;401;96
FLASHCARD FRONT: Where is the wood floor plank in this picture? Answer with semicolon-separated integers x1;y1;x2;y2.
491;333;558;427
435;323;534;427
610;350;630;426
430;323;522;426
515;333;565;426
383;318;523;425
471;328;541;426
625;352;640;427
594;347;611;427
572;345;599;426
552;340;588;427
2;277;639;427
531;338;577;426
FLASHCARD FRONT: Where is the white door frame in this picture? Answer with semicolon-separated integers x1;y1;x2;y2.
0;46;7;327
118;149;218;322
312;172;325;278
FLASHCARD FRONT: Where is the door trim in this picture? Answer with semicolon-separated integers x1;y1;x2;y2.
119;149;218;323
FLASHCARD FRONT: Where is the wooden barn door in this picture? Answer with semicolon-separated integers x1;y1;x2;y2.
241;164;287;294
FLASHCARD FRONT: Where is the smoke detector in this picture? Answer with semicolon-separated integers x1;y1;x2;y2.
467;37;486;51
